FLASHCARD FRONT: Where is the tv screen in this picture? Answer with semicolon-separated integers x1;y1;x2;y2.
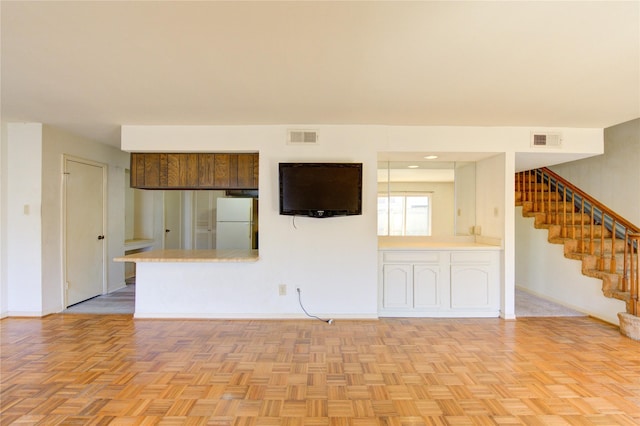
279;163;362;218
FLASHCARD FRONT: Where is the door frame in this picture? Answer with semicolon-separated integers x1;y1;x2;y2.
61;154;108;307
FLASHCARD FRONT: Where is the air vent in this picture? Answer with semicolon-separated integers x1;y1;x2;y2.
288;130;318;145
531;132;562;148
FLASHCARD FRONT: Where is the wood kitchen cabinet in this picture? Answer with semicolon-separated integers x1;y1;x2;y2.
130;153;258;190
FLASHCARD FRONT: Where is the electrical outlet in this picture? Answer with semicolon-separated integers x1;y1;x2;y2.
279;284;287;296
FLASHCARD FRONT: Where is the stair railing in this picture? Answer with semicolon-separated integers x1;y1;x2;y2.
517;167;639;317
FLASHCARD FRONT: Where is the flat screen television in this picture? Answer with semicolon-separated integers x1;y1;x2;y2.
279;162;363;218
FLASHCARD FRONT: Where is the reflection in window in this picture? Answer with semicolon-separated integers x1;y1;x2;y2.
378;194;431;236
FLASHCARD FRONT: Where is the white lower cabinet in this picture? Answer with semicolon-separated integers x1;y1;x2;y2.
413;264;441;308
379;249;500;317
382;264;413;309
382;263;441;310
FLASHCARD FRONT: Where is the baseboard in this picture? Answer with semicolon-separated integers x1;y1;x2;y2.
108;282;127;293
378;311;500;318
134;312;380;320
5;311;45;317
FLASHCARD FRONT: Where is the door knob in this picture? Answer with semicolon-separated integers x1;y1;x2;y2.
165;229;171;233
97;235;105;240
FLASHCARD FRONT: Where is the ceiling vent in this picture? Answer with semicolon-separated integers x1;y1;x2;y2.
531;132;562;148
288;129;318;145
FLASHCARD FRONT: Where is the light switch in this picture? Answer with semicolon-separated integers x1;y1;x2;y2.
23;204;30;215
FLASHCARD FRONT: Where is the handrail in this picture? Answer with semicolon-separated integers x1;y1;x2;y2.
540;167;640;233
516;167;639;317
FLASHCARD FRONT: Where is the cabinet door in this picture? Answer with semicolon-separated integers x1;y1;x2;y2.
167;153;198;188
382;264;412;309
413;264;440;308
130;152;162;188
237;153;258;188
130;152;259;190
450;265;491;308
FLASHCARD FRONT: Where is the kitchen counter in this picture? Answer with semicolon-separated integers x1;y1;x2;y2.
114;249;259;263
378;237;502;318
378;236;501;251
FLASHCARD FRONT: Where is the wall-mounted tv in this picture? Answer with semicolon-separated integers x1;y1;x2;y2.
279;163;363;218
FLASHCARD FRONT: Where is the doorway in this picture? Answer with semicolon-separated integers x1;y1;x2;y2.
164;191;182;249
63;156;107;307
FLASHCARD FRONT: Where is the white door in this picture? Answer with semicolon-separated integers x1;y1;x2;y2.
164;191;181;249
194;191;215;249
65;158;106;306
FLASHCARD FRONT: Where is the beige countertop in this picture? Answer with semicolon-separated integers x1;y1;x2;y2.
378;237;501;251
114;249;260;263
379;242;501;250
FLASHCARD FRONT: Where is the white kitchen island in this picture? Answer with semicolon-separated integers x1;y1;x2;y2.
114;249;262;318
378;237;502;317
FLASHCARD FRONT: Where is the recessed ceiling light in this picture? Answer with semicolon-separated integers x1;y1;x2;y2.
408;165;419;169
424;155;438;160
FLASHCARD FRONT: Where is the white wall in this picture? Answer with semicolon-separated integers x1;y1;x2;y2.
0;123;605;318
40;125;131;314
0;122;9;317
132;126;380;318
455;162;476;236
6;123;44;315
550;118;640;225
476;154;506;241
121;124;603;319
515;206;626;324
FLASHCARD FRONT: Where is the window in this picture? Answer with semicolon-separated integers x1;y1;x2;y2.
378;193;431;236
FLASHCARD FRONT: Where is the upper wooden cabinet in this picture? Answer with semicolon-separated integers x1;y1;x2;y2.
130;153;259;190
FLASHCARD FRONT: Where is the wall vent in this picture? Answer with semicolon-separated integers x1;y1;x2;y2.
531;132;562;148
288;130;318;145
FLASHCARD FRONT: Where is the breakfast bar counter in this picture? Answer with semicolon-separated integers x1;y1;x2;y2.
114;249;260;263
113;249;262;319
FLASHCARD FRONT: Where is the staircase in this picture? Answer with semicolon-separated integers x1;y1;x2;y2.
516;168;640;340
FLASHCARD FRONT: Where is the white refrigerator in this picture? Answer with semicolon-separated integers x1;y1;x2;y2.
216;198;257;249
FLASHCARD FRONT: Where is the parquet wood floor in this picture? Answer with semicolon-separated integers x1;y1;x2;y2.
1;315;639;425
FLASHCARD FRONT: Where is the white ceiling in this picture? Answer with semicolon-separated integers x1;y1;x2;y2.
2;1;639;149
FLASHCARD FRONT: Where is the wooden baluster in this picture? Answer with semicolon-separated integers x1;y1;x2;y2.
623;229;629;292
539;171;545;216
610;219;617;274
527;170;533;204
589;205;595;255
572;194;577;242
631;234;639;316
546;173;552;223
518;172;524;203
533;171;538;212
554;178;560;226
562;186;568;238
599;213;606;270
580;198;584;253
